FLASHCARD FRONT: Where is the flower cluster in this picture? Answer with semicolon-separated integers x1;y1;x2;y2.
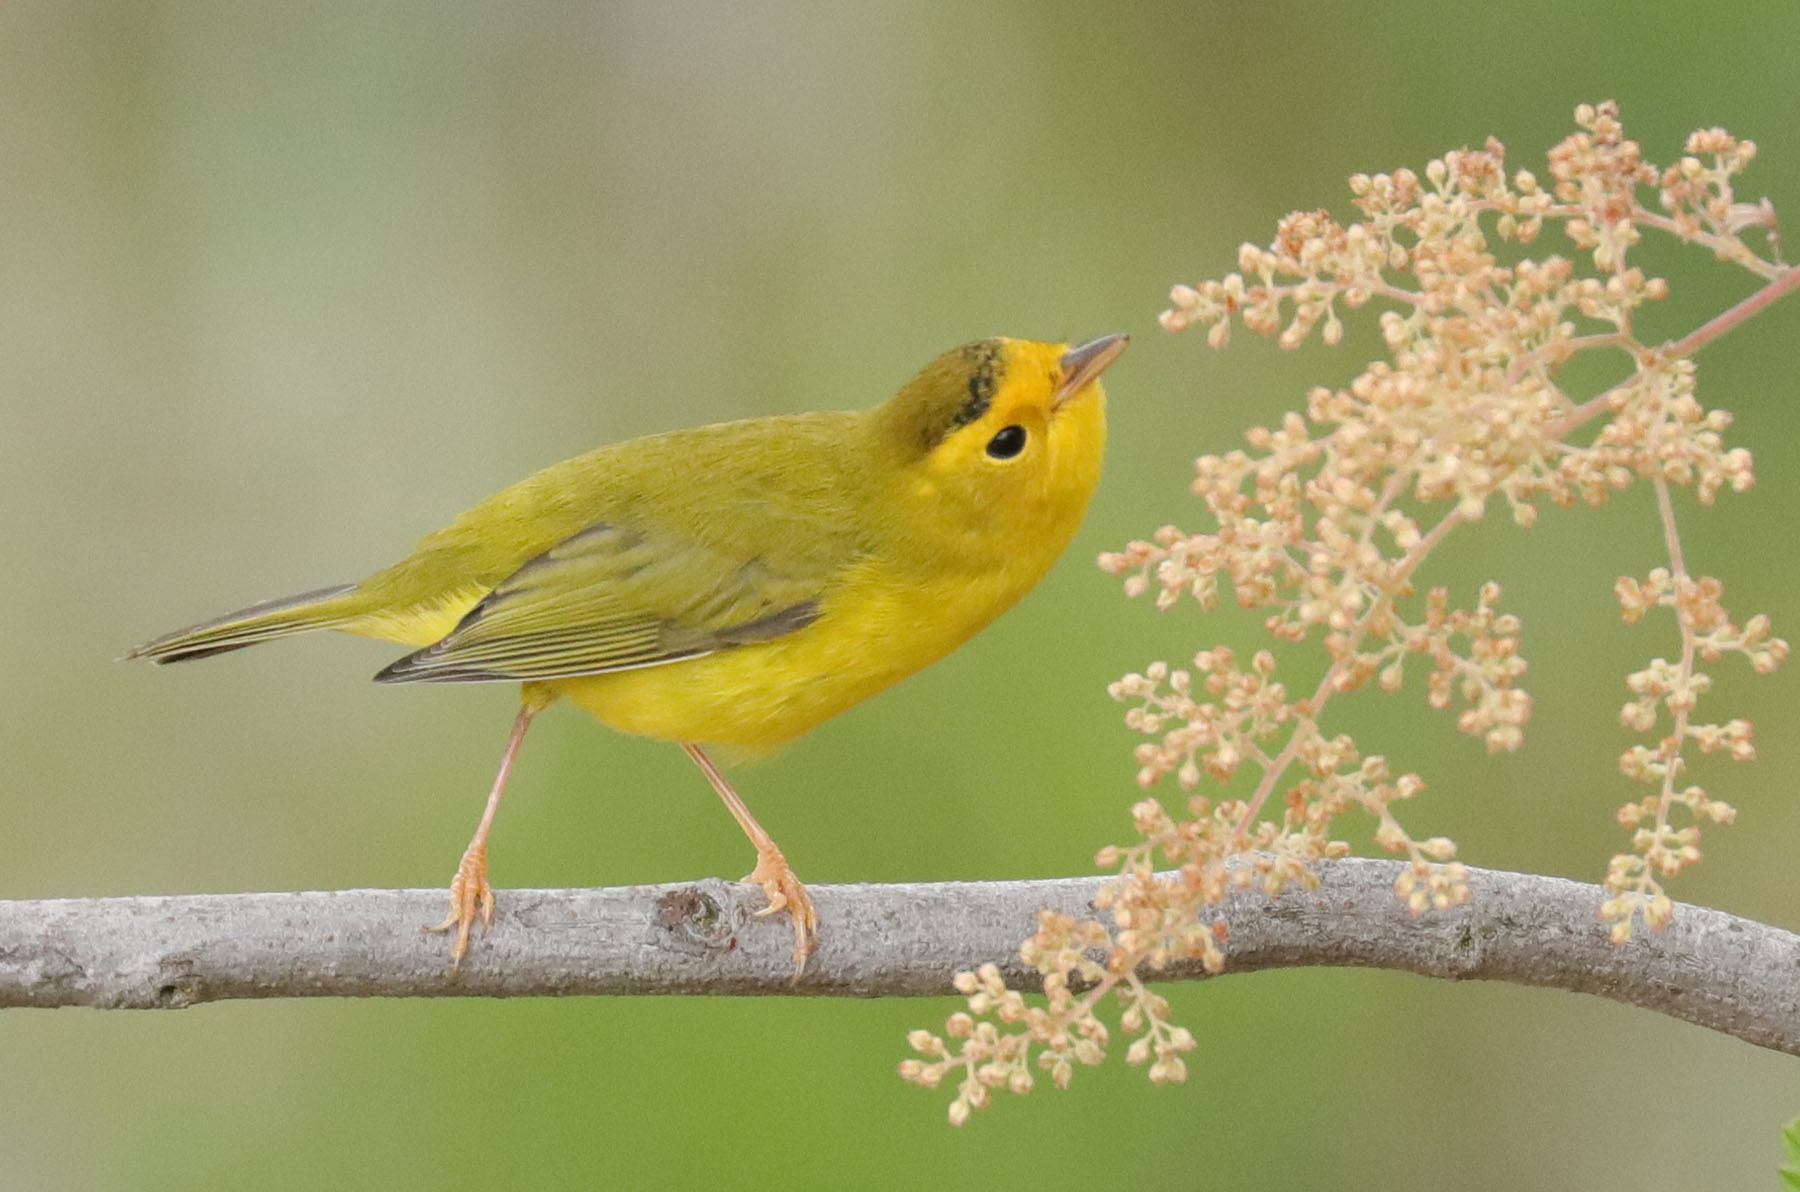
1603;565;1788;939
903;102;1793;1123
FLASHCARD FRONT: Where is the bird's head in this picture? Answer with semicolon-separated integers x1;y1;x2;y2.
870;334;1125;540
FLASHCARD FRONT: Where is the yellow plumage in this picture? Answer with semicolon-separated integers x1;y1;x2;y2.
128;334;1125;972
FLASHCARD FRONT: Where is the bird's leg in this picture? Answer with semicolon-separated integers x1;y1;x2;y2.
427;688;553;966
680;743;818;977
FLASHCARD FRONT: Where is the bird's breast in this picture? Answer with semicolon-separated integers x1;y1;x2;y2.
550;552;1044;748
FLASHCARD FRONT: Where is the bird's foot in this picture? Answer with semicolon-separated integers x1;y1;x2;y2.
425;842;494;968
745;844;817;978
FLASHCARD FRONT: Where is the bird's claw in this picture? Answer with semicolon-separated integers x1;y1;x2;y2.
425;842;493;968
745;844;818;978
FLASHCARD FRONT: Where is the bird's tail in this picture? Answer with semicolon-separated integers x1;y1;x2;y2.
124;583;361;664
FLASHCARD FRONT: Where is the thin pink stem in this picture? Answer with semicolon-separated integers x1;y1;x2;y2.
1665;263;1800;357
1548;264;1800;440
1644;478;1694;888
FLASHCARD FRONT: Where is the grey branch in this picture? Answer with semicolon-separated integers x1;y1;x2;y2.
3;860;1797;1055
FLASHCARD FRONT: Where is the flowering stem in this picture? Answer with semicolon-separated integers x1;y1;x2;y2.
1547;263;1800;440
1646;477;1694;888
1236;506;1472;832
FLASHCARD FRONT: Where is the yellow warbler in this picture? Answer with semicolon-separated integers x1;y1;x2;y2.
128;333;1126;972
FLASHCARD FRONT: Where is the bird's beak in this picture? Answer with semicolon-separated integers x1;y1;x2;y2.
1052;333;1129;410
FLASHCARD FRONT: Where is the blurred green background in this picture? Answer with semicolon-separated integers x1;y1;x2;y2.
4;3;1799;1189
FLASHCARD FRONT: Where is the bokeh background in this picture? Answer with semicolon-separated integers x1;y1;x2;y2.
4;3;1799;1189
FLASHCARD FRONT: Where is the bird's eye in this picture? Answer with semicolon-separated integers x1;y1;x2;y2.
985;425;1027;459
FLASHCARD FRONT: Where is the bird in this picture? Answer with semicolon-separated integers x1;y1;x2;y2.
126;332;1127;974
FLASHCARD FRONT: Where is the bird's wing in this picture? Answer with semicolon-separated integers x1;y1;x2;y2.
372;520;828;683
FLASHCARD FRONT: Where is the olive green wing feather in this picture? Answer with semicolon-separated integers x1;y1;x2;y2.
372;521;827;684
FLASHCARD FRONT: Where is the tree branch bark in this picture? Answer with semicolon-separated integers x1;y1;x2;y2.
3;859;1796;1055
